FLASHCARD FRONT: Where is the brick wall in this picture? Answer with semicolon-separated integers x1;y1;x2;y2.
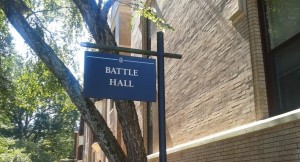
148;110;300;162
161;0;258;146
129;0;274;159
247;0;268;120
130;0;268;152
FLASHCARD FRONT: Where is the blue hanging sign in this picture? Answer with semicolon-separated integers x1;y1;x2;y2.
84;51;156;102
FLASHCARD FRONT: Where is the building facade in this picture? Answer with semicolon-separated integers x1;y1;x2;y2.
132;0;300;161
77;0;300;161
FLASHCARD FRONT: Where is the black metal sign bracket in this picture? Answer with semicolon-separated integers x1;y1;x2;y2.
81;31;181;162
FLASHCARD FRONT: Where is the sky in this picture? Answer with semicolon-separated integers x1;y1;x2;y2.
8;0;112;82
10;25;85;79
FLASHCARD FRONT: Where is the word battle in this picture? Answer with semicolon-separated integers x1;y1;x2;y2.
105;67;138;87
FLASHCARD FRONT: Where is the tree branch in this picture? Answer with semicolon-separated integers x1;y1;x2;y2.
72;0;147;161
72;0;116;45
26;6;74;19
0;0;126;161
14;0;61;57
115;100;147;162
101;0;115;21
98;0;103;10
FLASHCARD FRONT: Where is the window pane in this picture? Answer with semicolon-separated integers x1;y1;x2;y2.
279;67;300;112
276;37;300;77
274;30;300;113
266;0;300;49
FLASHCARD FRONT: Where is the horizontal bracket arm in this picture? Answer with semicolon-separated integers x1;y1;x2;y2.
80;42;182;59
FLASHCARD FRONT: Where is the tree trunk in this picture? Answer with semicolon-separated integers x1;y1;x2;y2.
115;100;148;162
73;0;147;161
1;0;147;161
0;1;126;161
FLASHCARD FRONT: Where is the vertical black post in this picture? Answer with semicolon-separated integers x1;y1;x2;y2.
157;31;167;162
73;131;78;161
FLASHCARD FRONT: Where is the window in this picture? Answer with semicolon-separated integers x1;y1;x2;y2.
265;0;300;49
259;0;300;115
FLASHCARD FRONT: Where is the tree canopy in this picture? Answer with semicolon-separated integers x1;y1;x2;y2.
0;0;172;161
0;28;79;162
0;1;79;161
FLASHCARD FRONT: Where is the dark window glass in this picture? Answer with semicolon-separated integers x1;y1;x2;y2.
266;0;300;49
263;0;300;114
279;67;300;111
275;37;300;112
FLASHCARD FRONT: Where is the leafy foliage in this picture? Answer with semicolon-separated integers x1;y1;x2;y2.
130;0;174;31
0;137;32;162
0;14;19;128
0;54;79;161
0;1;80;161
19;0;85;73
1;0;174;161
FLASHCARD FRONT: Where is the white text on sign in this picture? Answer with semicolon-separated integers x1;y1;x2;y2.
105;67;138;87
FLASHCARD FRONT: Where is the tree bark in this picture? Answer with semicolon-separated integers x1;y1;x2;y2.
72;0;116;45
115;100;148;162
0;1;126;162
72;0;147;161
1;0;147;161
